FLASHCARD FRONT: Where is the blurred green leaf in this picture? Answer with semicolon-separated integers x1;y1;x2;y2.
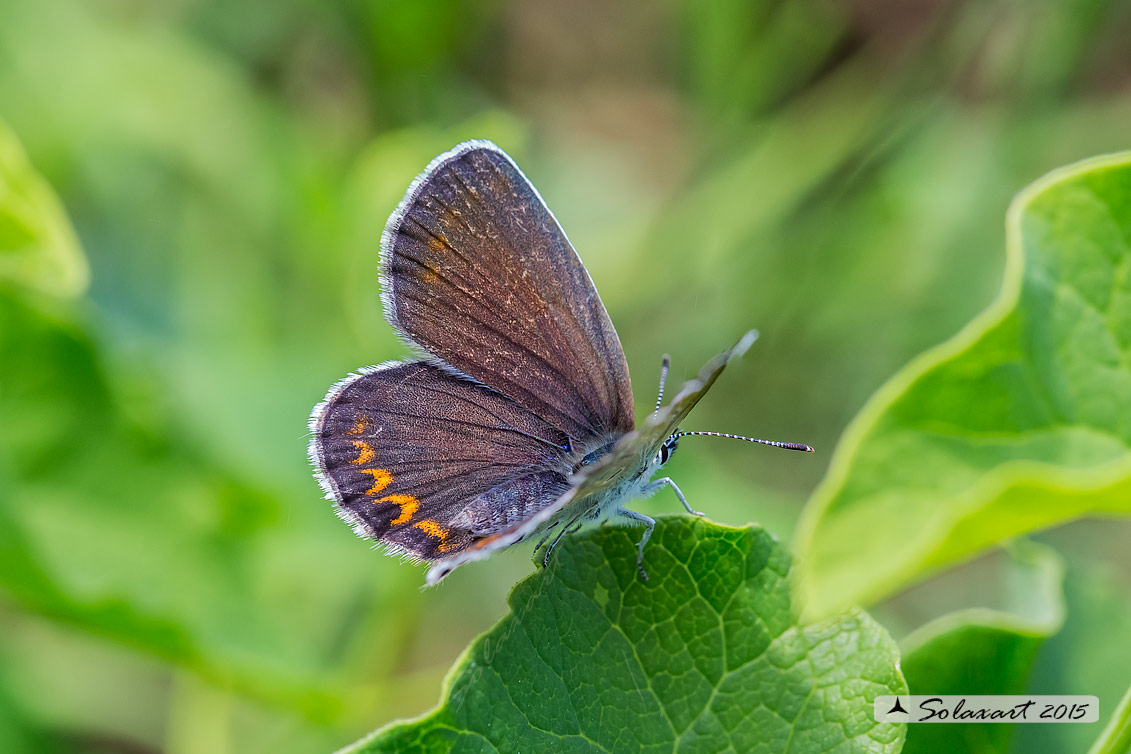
0;670;57;754
0;119;87;297
900;540;1065;754
349;517;906;754
1086;683;1131;754
0;292;347;716
796;152;1131;617
1013;543;1131;754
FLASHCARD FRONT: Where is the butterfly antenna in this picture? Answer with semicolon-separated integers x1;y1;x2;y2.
653;355;670;416
673;431;814;452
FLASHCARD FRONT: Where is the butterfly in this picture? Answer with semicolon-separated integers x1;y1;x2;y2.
308;141;811;585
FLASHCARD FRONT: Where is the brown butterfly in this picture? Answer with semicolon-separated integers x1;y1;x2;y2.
308;141;811;584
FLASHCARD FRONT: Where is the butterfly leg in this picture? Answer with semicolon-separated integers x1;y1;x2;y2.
613;509;656;581
541;515;583;568
645;477;703;516
532;521;561;555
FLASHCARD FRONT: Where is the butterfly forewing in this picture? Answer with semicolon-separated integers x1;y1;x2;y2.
313;137;764;584
380;141;634;441
310;361;571;561
424;331;756;584
575;330;759;492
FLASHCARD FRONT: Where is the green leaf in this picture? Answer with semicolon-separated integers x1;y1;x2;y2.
0;119;87;297
899;540;1065;754
1014;550;1131;754
795;152;1131;617
1087;682;1131;754
347;517;906;754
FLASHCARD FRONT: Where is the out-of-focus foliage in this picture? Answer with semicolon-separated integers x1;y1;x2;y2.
1085;684;1131;754
0;118;87;297
900;541;1065;754
0;0;1129;752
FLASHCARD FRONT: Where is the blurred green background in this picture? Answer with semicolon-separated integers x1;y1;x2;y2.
1;0;1130;752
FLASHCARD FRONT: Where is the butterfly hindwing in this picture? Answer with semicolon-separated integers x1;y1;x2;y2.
380;140;634;441
309;361;572;561
314;137;765;582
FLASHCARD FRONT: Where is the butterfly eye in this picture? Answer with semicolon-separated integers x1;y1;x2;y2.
658;435;679;465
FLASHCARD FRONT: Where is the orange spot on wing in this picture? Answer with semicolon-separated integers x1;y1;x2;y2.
350;440;375;465
374;494;419;526
348;416;369;435
413;520;454;552
359;468;392;496
418;244;443;283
